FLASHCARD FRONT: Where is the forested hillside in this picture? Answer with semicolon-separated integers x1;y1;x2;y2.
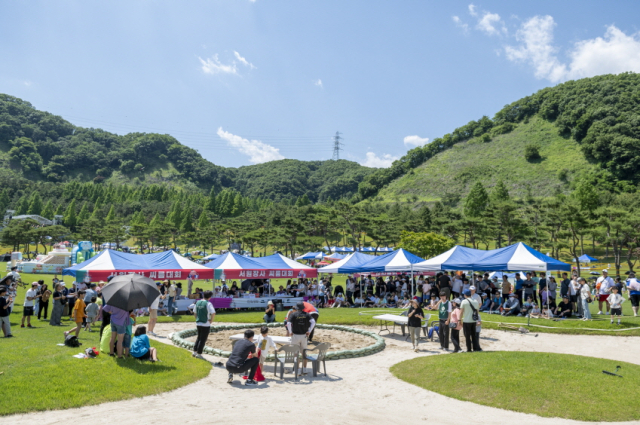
359;73;640;204
0;94;373;203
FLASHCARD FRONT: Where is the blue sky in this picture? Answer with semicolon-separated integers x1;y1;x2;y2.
2;1;640;168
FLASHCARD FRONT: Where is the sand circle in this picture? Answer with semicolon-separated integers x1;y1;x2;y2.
171;323;386;360
195;326;373;352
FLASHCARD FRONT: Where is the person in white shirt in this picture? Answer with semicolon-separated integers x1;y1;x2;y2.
578;277;592;321
254;326;277;369
596;270;615;315
22;282;38;328
452;276;463;298
8;267;21;284
331;294;345;308
607;286;625;325
353;296;364;307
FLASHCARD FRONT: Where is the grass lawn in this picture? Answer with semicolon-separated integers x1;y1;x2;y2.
391;351;640;422
0;274;211;416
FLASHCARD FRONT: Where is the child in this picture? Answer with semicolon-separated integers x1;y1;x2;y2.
529;303;542;318
65;290;86;338
123;312;136;357
490;292;502;314
607;286;625;325
85;297;99;332
254;325;276;373
130;326;159;362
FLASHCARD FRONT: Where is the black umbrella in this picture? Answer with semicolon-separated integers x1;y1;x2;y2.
101;274;161;311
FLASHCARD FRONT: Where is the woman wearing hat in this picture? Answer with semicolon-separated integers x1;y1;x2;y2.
264;300;276;323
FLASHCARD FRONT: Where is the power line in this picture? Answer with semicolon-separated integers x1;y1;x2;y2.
332;131;343;160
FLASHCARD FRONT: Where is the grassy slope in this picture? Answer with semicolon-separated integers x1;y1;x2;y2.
376;117;596;204
391;352;640;422
0;274;211;416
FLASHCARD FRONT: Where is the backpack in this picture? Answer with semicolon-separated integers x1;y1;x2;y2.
466;299;480;321
195;299;210;323
85;347;99;358
64;334;81;347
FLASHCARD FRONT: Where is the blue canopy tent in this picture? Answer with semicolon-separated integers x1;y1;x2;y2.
202;253;221;261
324;253;347;261
471;242;571;272
316;252;375;274
578;254;598;263
339;249;426;295
412;245;489;271
295;252;324;260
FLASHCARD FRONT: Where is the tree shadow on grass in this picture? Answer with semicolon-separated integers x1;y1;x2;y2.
116;359;177;374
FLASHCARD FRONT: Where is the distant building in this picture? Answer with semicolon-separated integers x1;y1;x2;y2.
7;214;54;226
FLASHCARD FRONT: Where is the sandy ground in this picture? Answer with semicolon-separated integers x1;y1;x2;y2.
195;326;374;352
5;323;640;425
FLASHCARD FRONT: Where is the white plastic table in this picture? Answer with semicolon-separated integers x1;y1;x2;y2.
373;314;409;336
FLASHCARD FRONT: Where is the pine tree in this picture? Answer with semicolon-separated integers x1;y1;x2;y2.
197;210;209;230
54;203;64;218
41;200;54;219
0;189;10;212
15;195;29;215
463;181;489;218
490;180;510;204
105;205;116;222
419;205;432;231
78;202;90;224
231;193;244;216
204;187;216;212
64;199;77;228
172;203;183;229
93;196;103;212
181;208;195;232
150;212;162;227
27;192;43;215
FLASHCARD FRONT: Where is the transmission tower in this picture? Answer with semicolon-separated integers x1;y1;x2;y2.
332;131;343;160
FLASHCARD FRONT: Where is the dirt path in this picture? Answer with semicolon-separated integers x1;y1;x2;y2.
5;322;640;425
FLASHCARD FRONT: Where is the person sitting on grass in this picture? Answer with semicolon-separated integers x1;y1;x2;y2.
332;293;347;308
607;285;625;325
226;329;259;386
501;294;520;316
518;297;534;317
479;293;492;312
64;290;87;339
363;294;376;308
386;294;397;308
489;291;502;314
529;303;542;318
554;295;573;318
400;296;411;309
353;295;364;308
130;326;159;362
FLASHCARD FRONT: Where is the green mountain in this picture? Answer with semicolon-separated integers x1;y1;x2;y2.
359;73;640;205
0;94;373;203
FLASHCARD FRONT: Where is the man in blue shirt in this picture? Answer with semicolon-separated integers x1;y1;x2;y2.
514;273;524;303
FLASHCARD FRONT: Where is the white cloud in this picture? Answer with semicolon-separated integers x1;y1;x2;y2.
361;152;398;168
565;25;640;80
452;16;469;33
476;12;506;36
403;135;430;147
234;51;256;69
468;4;477;17
23;81;32;87
217;128;284;164
505;17;640;83
504;15;566;82
314;79;323;88
199;55;237;75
